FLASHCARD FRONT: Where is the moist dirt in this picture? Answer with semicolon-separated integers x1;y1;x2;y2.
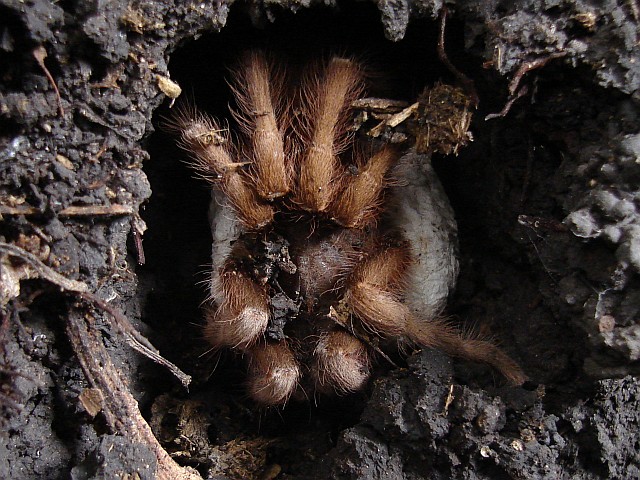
1;1;639;479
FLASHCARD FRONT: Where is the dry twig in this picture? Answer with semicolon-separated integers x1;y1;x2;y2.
0;242;88;293
486;52;567;120
368;102;419;138
130;215;147;265
0;242;190;387
1;237;198;477
0;204;135;217
67;311;200;480
77;291;191;388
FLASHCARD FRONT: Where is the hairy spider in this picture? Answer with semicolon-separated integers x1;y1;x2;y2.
168;51;526;406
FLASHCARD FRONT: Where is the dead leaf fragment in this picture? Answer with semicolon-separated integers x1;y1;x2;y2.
79;387;104;417
157;75;182;99
56;154;74;170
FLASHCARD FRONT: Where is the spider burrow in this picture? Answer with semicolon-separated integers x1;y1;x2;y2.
168;51;526;406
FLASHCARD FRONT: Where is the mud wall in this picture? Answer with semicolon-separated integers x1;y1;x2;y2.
1;1;639;479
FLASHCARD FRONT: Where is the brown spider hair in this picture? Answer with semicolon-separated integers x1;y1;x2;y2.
168;51;526;406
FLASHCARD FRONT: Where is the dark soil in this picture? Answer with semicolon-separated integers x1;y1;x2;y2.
1;1;639;479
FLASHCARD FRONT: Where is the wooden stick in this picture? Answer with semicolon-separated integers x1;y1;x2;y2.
0;204;135;217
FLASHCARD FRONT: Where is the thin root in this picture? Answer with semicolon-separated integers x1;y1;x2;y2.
438;8;479;107
33;46;64;117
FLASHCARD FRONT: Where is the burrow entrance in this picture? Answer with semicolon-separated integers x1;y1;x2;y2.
142;3;584;476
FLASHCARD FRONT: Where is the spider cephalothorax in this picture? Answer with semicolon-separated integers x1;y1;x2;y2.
169;51;526;405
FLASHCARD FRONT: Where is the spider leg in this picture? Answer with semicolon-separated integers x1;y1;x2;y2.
246;341;301;406
349;243;412;288
345;284;409;336
343;245;413;335
345;244;527;385
203;270;270;350
311;329;371;394
168;105;274;228
222;171;275;228
405;317;527;386
231;51;290;200
293;57;365;212
329;145;400;228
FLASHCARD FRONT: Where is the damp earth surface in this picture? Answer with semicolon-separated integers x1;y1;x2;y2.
1;1;640;479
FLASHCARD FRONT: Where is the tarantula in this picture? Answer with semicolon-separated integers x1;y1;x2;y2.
169;51;526;406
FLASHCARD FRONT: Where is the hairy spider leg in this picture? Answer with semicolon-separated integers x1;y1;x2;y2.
311;329;371;394
203;269;270;350
345;245;527;385
329;145;400;228
230;51;291;200
246;341;301;406
406;318;527;386
293;56;365;212
343;245;413;335
170;106;275;228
